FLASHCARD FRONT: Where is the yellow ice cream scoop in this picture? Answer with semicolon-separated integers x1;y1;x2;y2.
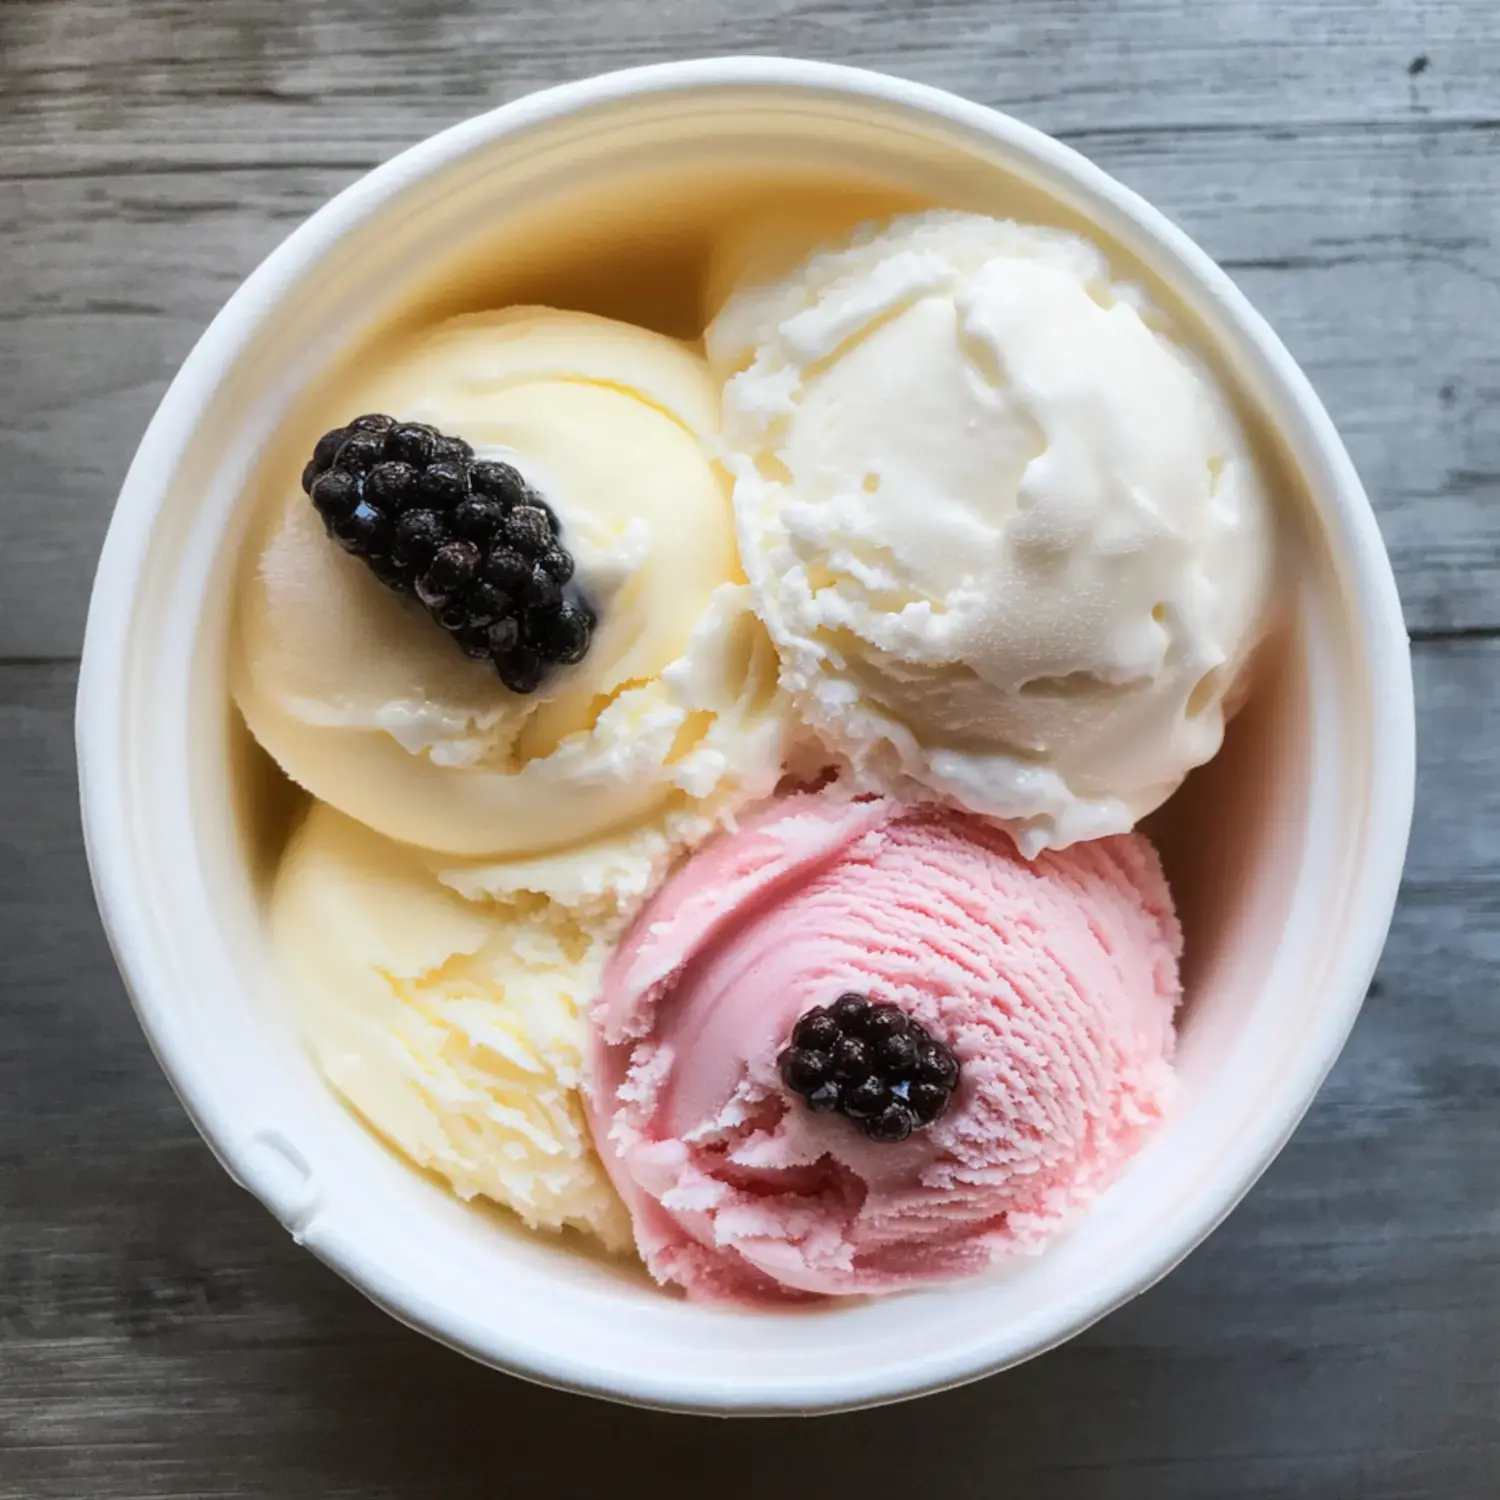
235;307;788;868
270;800;632;1250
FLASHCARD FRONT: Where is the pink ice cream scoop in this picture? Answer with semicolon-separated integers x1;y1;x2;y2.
588;794;1183;1304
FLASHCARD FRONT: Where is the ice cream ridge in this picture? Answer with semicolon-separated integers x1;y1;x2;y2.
234;211;1275;1303
589;794;1181;1301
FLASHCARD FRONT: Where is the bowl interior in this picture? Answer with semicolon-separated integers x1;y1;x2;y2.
97;72;1389;1412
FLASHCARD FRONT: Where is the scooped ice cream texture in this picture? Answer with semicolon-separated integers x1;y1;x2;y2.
710;211;1274;854
238;210;1267;1298
272;800;631;1251
235;306;790;880
589;793;1182;1303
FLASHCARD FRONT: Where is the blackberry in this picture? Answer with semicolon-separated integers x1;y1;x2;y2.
300;414;595;692
464;582;511;627
392;509;445;571
431;433;473;467
347;412;396;434
831;1034;872;1082
841;1075;889;1120
422;540;482;600
776;993;960;1142
495;645;545;695
530;599;594;665
486;616;522;656
366;460;419;511
501;504;554;557
332;500;390;556
485;546;532;593
470;459;528;504
453;497;508;543
866;1103;915;1144
433;597;472;633
417;461;468;510
521;562;563;610
386;422;438;468
335;428;388;475
309;468;359;525
309;426;350;477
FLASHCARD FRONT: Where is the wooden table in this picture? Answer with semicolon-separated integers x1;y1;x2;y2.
3;2;1496;1494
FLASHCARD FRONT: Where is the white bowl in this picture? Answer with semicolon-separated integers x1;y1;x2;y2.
76;58;1414;1414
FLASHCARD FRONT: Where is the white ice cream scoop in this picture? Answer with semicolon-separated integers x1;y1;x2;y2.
711;211;1275;854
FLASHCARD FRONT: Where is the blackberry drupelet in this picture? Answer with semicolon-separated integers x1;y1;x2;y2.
301;414;595;693
776;993;960;1142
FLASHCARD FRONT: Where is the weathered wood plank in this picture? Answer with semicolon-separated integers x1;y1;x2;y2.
0;641;1493;1496
1;0;1489;182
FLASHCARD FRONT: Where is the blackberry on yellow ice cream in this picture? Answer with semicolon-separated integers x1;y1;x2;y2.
777;993;960;1141
301;414;595;693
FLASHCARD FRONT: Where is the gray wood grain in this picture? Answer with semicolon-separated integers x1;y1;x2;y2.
1;0;1496;1495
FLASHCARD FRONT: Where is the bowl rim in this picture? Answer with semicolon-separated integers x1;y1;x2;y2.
76;55;1415;1414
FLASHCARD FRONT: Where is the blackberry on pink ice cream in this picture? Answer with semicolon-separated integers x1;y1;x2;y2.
302;414;595;693
777;993;960;1142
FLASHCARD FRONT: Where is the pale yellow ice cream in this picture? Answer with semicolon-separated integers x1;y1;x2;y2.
235;307;790;889
710;212;1274;855
270;800;631;1249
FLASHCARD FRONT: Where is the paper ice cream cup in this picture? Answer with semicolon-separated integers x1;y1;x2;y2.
77;58;1414;1414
